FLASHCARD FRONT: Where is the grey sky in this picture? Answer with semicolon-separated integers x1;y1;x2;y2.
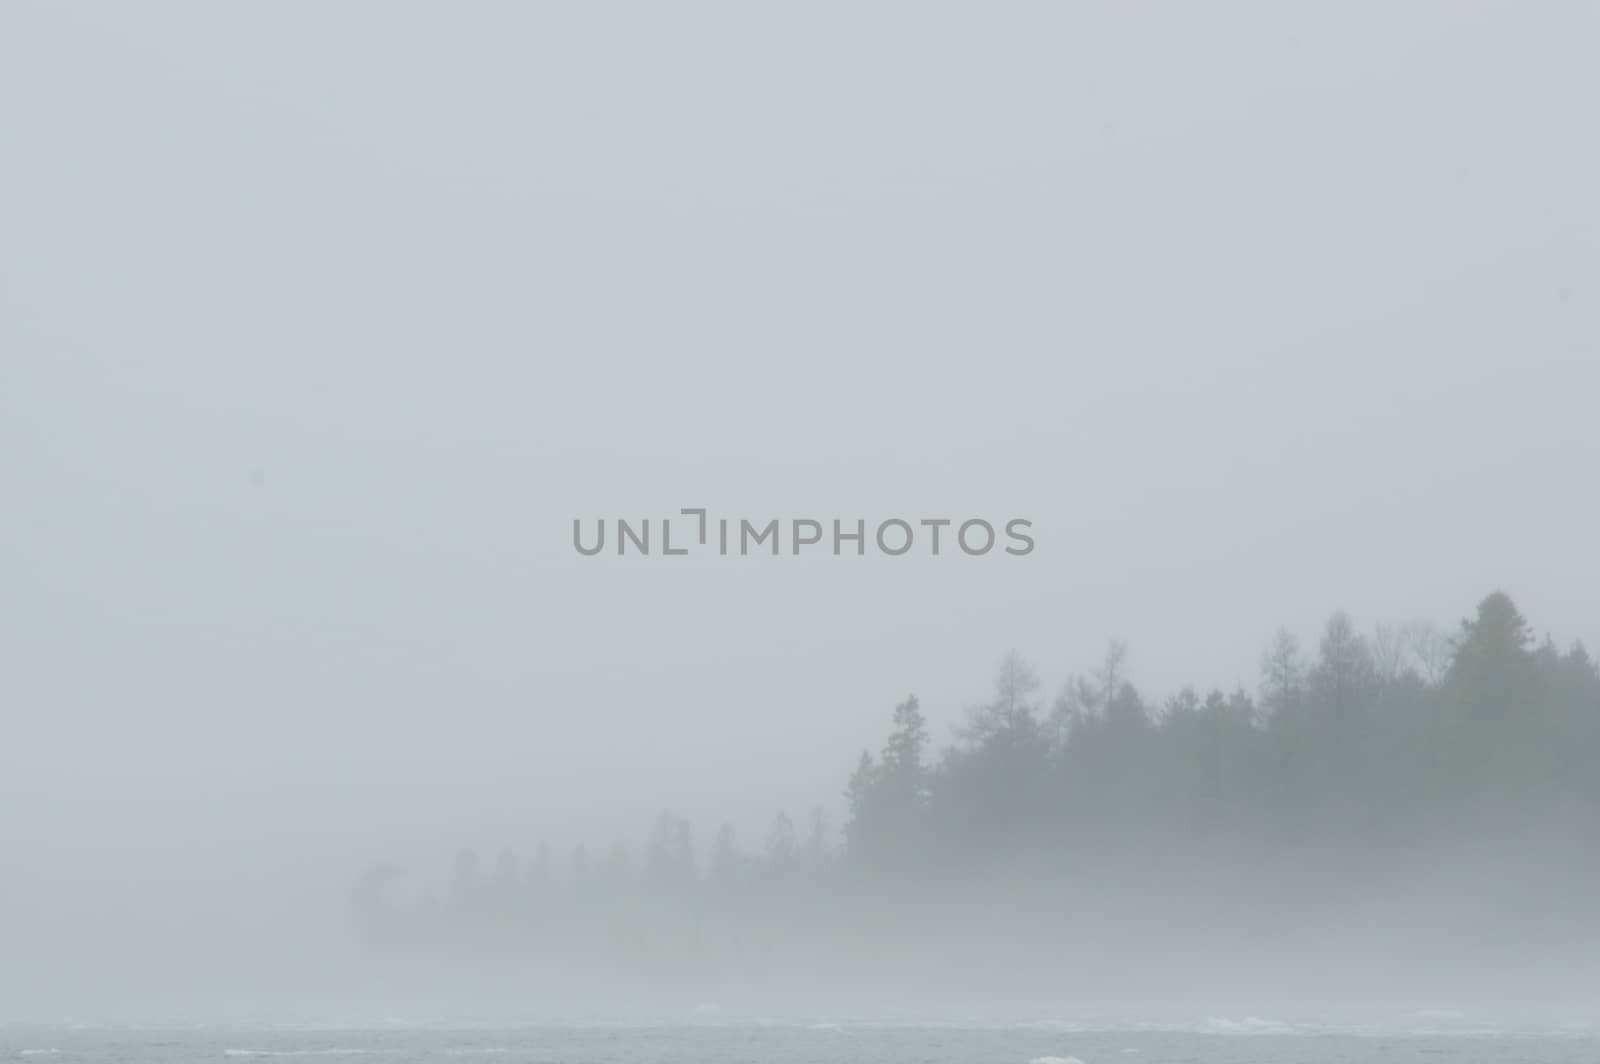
3;0;1596;907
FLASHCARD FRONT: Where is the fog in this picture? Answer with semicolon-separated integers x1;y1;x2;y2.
2;0;1597;1025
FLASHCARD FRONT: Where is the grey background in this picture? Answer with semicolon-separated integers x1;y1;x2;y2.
2;0;1595;995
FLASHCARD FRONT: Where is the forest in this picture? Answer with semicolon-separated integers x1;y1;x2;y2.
349;591;1600;1003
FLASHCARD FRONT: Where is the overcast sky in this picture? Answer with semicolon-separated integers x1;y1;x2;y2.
3;1;1597;915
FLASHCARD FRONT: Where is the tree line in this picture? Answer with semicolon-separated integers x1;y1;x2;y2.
845;591;1600;879
352;590;1600;966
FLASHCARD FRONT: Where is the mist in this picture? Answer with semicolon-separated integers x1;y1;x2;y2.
3;0;1597;1030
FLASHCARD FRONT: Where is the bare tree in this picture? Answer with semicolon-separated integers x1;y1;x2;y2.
963;650;1041;740
1371;623;1410;685
1405;620;1453;685
1259;627;1305;721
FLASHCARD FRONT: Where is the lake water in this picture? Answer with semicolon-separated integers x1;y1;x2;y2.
3;1023;1596;1063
